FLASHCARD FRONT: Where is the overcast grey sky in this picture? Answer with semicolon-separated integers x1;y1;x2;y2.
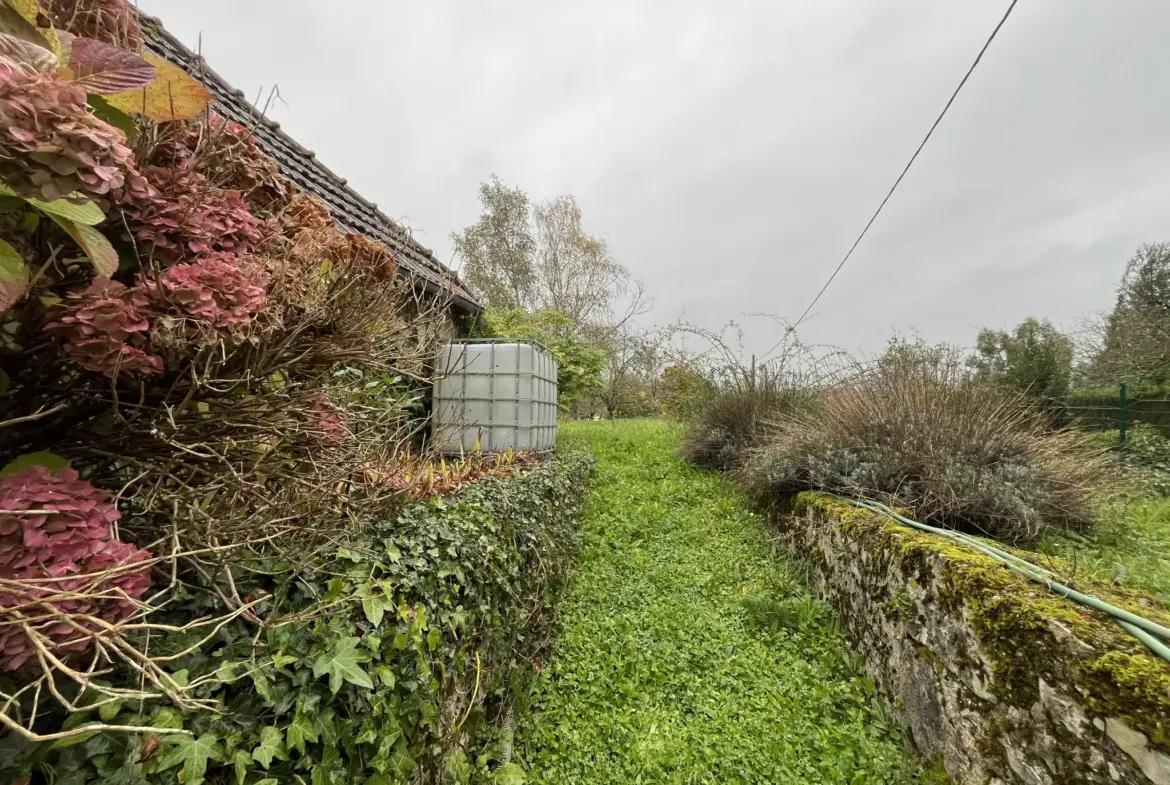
140;0;1170;358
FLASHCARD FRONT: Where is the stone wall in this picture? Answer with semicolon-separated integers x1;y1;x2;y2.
779;494;1170;785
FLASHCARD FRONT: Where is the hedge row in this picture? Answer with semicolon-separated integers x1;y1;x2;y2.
1065;386;1170;434
0;452;593;785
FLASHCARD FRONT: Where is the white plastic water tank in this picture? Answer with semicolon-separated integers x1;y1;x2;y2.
432;340;559;454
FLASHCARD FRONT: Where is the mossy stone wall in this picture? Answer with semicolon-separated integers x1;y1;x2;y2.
780;493;1170;785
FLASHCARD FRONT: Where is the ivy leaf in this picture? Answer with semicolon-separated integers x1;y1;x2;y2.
66;36;155;94
311;636;373;694
250;725;287;770
0;29;55;71
48;214;118;276
1;450;69;476
97;698;122;722
149;706;184;730
494;763;528;785
153;733;225;785
233;749;251;785
0;237;29;313
286;712;317;756
361;593;394;628
104;52;212;121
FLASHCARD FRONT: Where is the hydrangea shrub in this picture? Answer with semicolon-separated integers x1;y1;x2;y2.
0;466;151;671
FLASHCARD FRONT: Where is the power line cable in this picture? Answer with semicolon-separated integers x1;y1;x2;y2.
765;0;1019;359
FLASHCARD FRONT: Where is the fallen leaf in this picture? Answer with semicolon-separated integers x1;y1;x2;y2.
139;735;160;761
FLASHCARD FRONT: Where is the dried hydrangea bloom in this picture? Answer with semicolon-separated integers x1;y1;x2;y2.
0;56;134;202
0;467;152;671
310;394;347;443
145;252;269;329
331;233;398;281
121;165;265;262
45;0;143;50
44;276;164;377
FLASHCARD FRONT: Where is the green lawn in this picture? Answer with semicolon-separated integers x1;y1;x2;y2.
1040;496;1170;607
514;419;931;785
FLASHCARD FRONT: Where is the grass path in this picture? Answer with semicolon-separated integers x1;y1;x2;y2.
514;420;931;785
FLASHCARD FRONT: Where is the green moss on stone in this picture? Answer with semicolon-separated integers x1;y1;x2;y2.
1081;650;1170;748
788;492;1170;752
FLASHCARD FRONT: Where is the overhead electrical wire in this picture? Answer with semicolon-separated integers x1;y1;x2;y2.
764;0;1020;360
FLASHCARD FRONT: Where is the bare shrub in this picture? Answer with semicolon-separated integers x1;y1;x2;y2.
740;349;1110;543
680;387;815;472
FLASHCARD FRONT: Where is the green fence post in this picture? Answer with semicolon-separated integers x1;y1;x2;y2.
1119;382;1128;449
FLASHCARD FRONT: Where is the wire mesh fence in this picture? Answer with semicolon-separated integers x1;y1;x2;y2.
1064;384;1170;445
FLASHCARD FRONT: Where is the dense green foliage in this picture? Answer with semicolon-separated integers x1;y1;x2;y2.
2;454;592;785
658;363;717;420
515;420;927;784
969;317;1073;404
473;307;607;411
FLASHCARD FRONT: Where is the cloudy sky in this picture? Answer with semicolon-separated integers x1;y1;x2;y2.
140;0;1170;359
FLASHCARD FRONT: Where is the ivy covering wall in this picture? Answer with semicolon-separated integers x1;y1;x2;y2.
0;452;593;785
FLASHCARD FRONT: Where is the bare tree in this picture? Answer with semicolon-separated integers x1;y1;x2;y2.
531;195;650;337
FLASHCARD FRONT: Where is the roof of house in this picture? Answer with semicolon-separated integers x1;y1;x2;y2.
137;13;480;315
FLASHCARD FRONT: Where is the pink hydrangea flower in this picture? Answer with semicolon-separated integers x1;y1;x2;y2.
0;57;134;202
120;165;264;263
143;252;269;329
44;276;164;377
0;467;152;671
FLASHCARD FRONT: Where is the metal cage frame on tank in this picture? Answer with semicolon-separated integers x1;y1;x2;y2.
431;339;559;455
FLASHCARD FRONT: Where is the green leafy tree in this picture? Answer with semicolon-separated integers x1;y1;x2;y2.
969;318;1073;402
453;177;650;340
474;307;607;411
1087;243;1170;385
659;363;717;420
450;175;536;309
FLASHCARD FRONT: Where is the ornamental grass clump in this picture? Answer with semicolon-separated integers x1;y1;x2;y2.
680;386;816;473
740;350;1110;543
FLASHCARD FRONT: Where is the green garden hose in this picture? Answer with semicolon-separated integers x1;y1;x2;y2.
840;498;1170;664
